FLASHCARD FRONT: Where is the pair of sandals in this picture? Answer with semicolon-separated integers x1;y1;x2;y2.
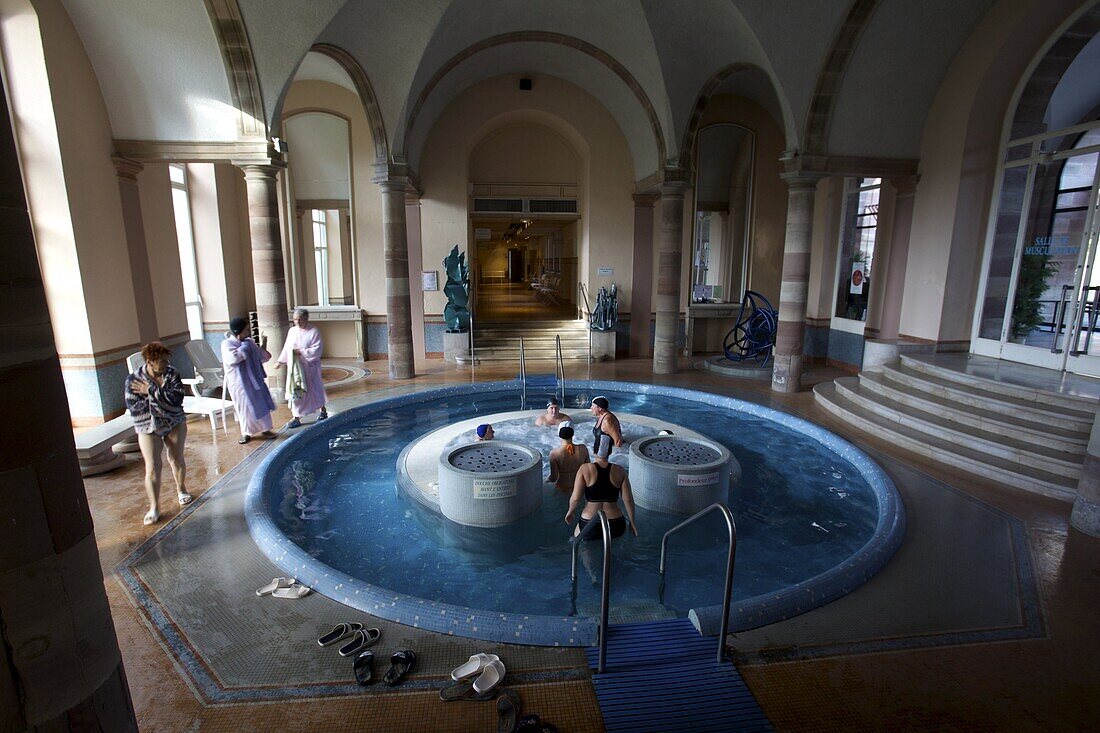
238;430;276;445
142;492;194;525
440;653;507;701
287;409;328;430
255;576;311;599
318;623;413;687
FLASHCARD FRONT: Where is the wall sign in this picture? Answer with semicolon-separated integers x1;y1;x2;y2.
597;267;614;276
850;262;865;294
421;270;439;291
677;472;719;487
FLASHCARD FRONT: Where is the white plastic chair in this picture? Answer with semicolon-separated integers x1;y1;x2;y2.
183;339;225;397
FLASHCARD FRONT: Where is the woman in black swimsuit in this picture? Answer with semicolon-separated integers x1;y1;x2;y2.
566;434;638;539
589;395;623;453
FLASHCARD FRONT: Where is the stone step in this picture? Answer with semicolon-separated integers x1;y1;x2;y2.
901;353;1099;412
476;320;588;332
881;364;1094;431
813;382;1078;502
835;377;1083;479
859;371;1090;453
475;336;590;347
459;352;591;362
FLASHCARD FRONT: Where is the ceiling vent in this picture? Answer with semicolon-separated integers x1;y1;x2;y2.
473;198;524;213
528;199;578;214
519;78;533;91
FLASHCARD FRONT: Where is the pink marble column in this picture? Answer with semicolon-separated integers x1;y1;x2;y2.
0;81;136;732
653;176;689;374
630;192;658;357
405;190;427;368
238;163;290;398
772;174;821;393
376;167;415;379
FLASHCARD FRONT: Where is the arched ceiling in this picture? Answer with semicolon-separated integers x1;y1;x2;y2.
59;0;1021;173
292;52;357;95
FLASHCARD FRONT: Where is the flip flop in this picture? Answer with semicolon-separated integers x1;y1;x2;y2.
337;627;381;657
383;649;416;686
255;577;295;596
473;659;506;694
238;435;251;444
353;649;374;685
317;622;363;647
142;509;160;526
497;689;521;733
451;653;501;681
271;584;311;599
438;679;499;703
177;492;193;505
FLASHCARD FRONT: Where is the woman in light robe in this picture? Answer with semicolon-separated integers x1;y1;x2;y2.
221;317;276;444
276;307;328;428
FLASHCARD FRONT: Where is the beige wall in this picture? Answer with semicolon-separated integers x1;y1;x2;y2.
188;162;254;330
420;75;635;318
137;164;187;340
806;178;842;322
282;80;384;316
470;123;579;184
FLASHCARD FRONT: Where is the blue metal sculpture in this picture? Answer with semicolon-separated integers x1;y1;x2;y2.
591;284;618;331
723;291;778;367
442;245;470;332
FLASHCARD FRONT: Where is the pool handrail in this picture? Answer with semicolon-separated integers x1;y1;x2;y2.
519;337;527;408
555;334;566;404
570;509;612;673
469;277;477;367
578;283;593;365
658;502;737;663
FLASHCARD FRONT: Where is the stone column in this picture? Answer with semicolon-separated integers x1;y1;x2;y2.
772;174;821;393
629;193;658;357
405;190;427;368
238;163;290;398
112;156;160;344
869;175;919;341
1070;404;1100;537
375;167;415;379
653;177;689;374
0;82;137;732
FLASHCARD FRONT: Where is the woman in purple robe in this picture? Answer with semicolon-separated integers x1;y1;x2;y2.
221;317;276;444
276;307;329;428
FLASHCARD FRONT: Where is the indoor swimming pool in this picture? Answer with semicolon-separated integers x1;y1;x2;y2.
246;381;904;645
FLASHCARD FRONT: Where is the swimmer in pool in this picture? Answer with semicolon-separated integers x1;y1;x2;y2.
589;395;624;449
534;398;571;427
548;425;589;493
475;424;494;441
566;434;637;539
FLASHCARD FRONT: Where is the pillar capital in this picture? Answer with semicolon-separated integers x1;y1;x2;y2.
658;166;691;198
632;192;659;208
111;155;144;182
779;171;826;191
235;161;285;180
373;161;421;193
889;174;921;199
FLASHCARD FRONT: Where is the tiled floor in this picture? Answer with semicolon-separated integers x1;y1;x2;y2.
84;356;1100;731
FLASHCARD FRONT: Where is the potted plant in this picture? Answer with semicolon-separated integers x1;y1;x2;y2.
1011;253;1058;342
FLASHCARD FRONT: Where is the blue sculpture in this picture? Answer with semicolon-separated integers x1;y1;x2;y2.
591;284;618;331
723;291;778;367
442;245;470;332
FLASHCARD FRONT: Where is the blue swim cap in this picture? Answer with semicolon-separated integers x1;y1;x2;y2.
476;424;491;438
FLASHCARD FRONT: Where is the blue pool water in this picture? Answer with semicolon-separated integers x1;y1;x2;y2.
248;381;901;640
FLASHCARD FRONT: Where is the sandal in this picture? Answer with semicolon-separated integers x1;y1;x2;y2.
439;679;498;703
142;509;160;526
353;649;374;685
256;577;295;596
497;689;522;733
177;492;193;506
338;627;381;657
287;418;302;429
317;622;363;647
383;649;416;686
238;435;251;444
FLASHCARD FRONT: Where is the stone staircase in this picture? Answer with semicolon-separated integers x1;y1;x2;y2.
461;319;590;362
813;354;1095;501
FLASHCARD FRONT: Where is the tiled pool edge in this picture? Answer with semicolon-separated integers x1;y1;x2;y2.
246;380;906;647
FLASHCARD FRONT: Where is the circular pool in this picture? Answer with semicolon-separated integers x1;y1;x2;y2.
246;380;905;646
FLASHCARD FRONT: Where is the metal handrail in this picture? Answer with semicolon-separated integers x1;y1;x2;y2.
578;283;593;365
555;335;566;405
571;510;612;673
658;503;737;664
519;337;527;408
578;282;592;316
468;276;477;366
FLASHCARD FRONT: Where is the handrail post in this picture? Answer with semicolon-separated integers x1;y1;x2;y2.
570;509;612;673
519;337;526;408
468;277;477;368
658;503;737;664
555;335;566;405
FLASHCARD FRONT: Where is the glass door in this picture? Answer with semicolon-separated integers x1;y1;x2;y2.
973;123;1100;377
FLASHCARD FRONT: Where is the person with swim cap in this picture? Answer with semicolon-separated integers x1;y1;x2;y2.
548;424;589;493
475;424;494;441
566;434;637;540
534;397;571;427
589;396;623;451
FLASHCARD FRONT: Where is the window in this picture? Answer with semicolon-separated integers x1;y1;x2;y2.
169;164;204;340
835;178;881;322
311;209;330;305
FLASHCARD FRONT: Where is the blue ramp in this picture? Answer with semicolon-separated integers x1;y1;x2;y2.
584;619;772;732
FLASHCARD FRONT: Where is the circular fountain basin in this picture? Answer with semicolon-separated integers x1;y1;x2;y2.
629;436;737;515
438;441;543;527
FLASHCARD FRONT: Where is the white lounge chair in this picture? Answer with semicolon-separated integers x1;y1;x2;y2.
183;339;225;397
